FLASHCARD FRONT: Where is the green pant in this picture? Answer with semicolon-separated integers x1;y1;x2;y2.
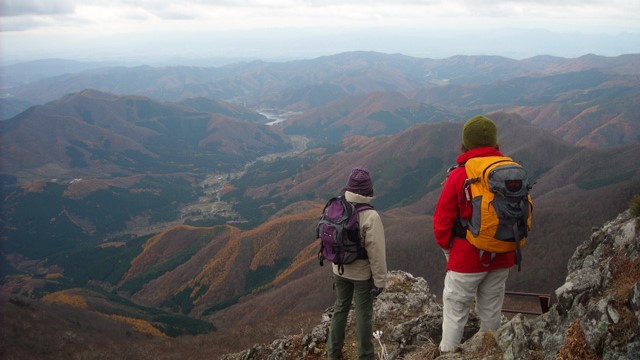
327;274;374;360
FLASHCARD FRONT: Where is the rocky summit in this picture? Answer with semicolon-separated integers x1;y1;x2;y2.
222;210;640;360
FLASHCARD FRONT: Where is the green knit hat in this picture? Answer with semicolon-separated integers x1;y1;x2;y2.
462;115;498;149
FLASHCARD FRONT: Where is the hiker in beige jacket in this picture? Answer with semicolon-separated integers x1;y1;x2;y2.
327;167;387;360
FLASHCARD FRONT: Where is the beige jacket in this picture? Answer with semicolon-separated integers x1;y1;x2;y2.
332;191;388;288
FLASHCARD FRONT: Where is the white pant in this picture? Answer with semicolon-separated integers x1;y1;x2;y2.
440;268;510;352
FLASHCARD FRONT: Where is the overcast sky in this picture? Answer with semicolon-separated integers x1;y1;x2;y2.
1;0;639;64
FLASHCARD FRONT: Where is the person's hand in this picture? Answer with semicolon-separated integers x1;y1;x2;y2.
442;248;450;262
371;287;383;299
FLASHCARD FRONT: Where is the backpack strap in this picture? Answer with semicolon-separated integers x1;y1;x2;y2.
447;163;471;246
513;222;522;272
512;196;531;272
447;164;463;173
453;218;467;239
340;195;355;217
441;163;463;186
353;202;373;260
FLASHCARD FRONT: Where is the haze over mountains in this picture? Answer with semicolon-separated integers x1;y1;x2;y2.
1;51;640;358
3;52;640;148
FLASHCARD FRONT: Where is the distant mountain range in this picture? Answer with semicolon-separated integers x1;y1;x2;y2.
1;51;640;357
3;52;639;148
5;53;640;108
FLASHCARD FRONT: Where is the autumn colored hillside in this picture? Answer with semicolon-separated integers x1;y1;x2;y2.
2;51;640;359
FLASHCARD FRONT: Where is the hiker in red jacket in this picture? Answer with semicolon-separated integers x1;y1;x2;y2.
433;115;515;352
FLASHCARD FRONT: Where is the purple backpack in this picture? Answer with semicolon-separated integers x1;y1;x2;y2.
316;195;373;274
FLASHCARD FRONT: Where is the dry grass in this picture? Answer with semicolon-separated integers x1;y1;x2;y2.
306;327;391;360
402;338;440;360
556;321;600;360
610;256;640;302
607;255;640;345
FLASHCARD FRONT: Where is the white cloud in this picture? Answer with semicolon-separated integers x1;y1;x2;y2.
1;0;76;17
3;0;639;33
1;0;639;62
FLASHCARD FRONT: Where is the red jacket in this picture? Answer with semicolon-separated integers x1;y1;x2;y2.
433;147;515;273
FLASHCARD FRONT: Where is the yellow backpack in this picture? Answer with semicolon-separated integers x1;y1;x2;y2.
463;156;533;270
